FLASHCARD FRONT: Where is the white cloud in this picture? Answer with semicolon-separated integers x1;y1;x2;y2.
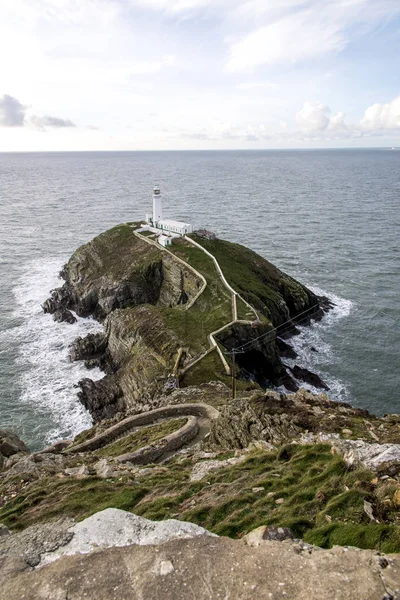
361;95;400;130
295;102;349;133
328;111;347;131
227;12;346;71
30;115;76;130
0;95;25;126
226;0;400;71
295;101;332;131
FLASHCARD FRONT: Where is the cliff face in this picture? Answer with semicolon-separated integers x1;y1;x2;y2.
44;224;331;421
189;236;328;326
43;224;203;322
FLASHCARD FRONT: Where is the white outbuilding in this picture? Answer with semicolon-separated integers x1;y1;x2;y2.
158;234;172;247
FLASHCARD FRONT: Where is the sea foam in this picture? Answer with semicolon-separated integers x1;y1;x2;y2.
9;257;104;446
284;287;354;402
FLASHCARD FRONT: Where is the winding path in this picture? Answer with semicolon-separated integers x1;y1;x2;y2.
65;403;220;466
132;228;261;377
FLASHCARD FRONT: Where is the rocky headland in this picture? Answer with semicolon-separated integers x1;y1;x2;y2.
1;223;399;599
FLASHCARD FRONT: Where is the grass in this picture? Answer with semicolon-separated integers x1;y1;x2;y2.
189;235;311;325
95;418;187;457
69;223;162;284
2;444;399;552
157;238;234;357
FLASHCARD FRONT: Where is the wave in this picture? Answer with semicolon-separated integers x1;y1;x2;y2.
7;257;104;447
284;287;354;403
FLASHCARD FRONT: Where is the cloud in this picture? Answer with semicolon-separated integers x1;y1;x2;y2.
30;115;76;129
226;0;400;71
0;94;76;131
0;94;25;126
296;101;331;132
227;11;346;71
295;102;349;133
361;95;400;130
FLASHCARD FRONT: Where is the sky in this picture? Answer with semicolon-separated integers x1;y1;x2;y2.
0;0;400;151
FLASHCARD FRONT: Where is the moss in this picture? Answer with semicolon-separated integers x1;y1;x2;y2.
95;419;187;457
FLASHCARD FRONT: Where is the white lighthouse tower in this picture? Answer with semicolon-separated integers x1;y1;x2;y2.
152;185;162;224
144;185;193;239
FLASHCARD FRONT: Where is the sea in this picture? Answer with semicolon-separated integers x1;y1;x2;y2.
0;149;399;451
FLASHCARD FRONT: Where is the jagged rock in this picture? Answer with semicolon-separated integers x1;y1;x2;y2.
208;389;399;450
43;223;331;418
0;430;30;458
289;365;330;390
276;337;298;359
77;376;124;423
216;321;299;391
2;454;65;480
332;439;400;475
243;525;294;546
43;225;202;322
52;308;77;324
69;332;107;361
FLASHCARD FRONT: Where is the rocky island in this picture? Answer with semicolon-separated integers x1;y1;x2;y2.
1;223;399;599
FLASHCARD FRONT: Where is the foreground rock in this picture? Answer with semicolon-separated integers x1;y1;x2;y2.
1;528;399;599
0;509;215;570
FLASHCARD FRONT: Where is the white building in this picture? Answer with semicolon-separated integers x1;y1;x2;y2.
158;234;172;247
146;186;193;236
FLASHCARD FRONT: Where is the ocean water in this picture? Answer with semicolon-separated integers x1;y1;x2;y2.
0;149;398;451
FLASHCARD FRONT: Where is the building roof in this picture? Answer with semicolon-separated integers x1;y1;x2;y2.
157;218;192;228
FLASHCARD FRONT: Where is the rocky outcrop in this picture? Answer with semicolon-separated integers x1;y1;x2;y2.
1;516;399;600
43;224;202;322
332;439;400;475
288;365;330;390
216;321;298;390
208;389;400;449
0;430;30;468
0;508;215;568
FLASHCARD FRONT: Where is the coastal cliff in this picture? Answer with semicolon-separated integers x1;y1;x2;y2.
1;223;400;598
43;223;331;420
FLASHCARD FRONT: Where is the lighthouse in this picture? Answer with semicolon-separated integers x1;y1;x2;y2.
153;185;162;223
145;185;193;238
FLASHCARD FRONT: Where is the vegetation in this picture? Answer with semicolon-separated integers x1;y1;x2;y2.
189;235;312;325
1;444;399;552
68;223;162;283
95;418;187;457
